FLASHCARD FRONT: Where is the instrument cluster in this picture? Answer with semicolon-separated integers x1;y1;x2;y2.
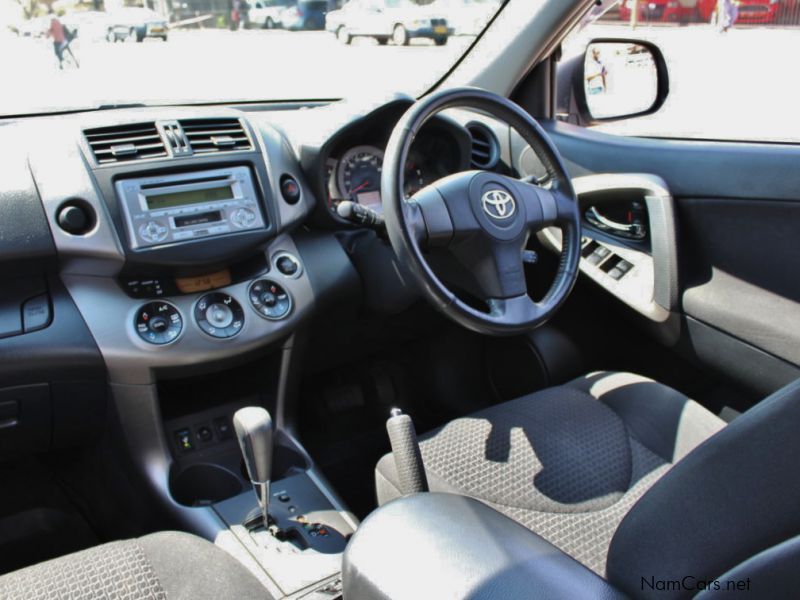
324;130;462;216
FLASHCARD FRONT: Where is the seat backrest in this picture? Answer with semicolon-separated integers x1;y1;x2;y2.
606;378;800;599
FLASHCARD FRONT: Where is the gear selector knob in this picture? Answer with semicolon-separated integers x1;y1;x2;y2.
233;407;273;526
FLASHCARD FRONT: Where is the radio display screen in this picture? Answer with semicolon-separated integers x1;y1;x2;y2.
174;211;222;228
146;186;234;210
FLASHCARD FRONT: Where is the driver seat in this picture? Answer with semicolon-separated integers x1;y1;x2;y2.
375;371;727;576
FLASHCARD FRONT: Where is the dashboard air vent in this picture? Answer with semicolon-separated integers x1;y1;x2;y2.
466;122;499;170
84;123;167;164
179;118;253;154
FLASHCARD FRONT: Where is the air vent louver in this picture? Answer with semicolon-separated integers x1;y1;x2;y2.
179;118;252;154
84;123;167;164
466;122;499;170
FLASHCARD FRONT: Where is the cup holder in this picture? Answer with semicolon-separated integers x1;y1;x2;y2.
170;463;243;507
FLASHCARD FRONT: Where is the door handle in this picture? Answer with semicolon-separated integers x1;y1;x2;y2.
586;206;646;239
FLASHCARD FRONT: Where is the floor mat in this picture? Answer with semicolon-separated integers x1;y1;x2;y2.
298;322;494;519
0;458;99;575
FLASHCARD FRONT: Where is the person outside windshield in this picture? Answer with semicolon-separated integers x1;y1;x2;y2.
46;9;66;70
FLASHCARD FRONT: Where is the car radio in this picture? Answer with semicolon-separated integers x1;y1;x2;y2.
115;166;266;250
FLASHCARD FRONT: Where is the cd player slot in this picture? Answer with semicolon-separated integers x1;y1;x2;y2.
140;175;231;190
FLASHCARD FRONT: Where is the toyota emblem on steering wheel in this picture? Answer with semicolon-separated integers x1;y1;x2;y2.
481;189;516;220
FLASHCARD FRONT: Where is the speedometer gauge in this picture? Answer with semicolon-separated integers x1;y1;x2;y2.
337;146;384;208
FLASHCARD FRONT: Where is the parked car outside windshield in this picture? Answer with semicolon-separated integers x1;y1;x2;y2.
326;0;452;45
0;0;501;117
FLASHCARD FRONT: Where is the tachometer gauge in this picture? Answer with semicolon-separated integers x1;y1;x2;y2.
325;158;337;209
337;146;384;207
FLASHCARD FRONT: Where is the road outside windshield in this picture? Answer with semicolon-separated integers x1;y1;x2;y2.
0;0;501;116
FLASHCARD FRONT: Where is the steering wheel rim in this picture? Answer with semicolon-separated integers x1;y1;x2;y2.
382;87;582;336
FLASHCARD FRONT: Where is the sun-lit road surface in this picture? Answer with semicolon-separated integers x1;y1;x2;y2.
0;23;797;143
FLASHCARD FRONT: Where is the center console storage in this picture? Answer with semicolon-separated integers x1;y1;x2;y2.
342;493;623;600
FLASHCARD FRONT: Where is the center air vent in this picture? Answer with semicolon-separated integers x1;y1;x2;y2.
466;122;500;170
179;118;253;154
84;123;167;164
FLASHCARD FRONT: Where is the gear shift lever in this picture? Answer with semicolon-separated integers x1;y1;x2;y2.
233;407;273;527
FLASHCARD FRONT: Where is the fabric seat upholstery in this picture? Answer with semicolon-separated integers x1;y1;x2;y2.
375;371;726;575
0;531;271;600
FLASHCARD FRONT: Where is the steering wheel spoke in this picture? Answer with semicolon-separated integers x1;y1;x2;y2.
409;185;454;247
486;293;542;324
511;178;578;231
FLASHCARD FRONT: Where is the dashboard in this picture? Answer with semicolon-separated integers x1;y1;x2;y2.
0;94;509;397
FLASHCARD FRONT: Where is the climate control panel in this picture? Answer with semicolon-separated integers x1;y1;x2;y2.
132;264;300;346
135;301;183;345
195;293;245;339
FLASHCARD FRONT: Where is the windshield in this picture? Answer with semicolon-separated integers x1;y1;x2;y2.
0;0;504;116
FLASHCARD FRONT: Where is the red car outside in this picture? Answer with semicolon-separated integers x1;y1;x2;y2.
618;0;782;24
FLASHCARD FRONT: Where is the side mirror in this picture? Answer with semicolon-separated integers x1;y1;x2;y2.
558;39;669;126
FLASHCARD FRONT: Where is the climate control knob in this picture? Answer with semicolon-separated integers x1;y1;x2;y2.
134;302;182;345
249;280;292;320
195;293;244;338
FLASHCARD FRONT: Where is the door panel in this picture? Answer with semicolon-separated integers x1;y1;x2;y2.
542;121;800;394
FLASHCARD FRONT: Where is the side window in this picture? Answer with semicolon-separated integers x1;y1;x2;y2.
558;0;800;144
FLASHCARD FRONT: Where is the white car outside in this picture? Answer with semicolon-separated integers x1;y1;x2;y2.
249;0;294;28
325;0;451;46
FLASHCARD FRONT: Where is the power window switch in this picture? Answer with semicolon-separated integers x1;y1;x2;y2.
617;260;634;273
608;267;625;280
586;253;603;266
595;246;611;258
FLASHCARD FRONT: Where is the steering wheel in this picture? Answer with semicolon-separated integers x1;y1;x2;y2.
382;88;581;336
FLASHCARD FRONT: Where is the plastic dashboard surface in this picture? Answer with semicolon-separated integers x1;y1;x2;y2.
11;106;334;385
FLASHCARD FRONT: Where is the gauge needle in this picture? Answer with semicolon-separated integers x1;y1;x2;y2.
350;181;370;195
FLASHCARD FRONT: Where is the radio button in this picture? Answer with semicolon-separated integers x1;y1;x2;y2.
248;280;292;321
139;220;169;244
134;302;182;345
195;293;245;339
231;208;256;228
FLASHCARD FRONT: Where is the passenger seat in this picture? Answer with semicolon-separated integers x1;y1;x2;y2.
0;531;271;600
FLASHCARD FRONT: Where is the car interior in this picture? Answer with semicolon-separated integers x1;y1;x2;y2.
1;0;799;598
